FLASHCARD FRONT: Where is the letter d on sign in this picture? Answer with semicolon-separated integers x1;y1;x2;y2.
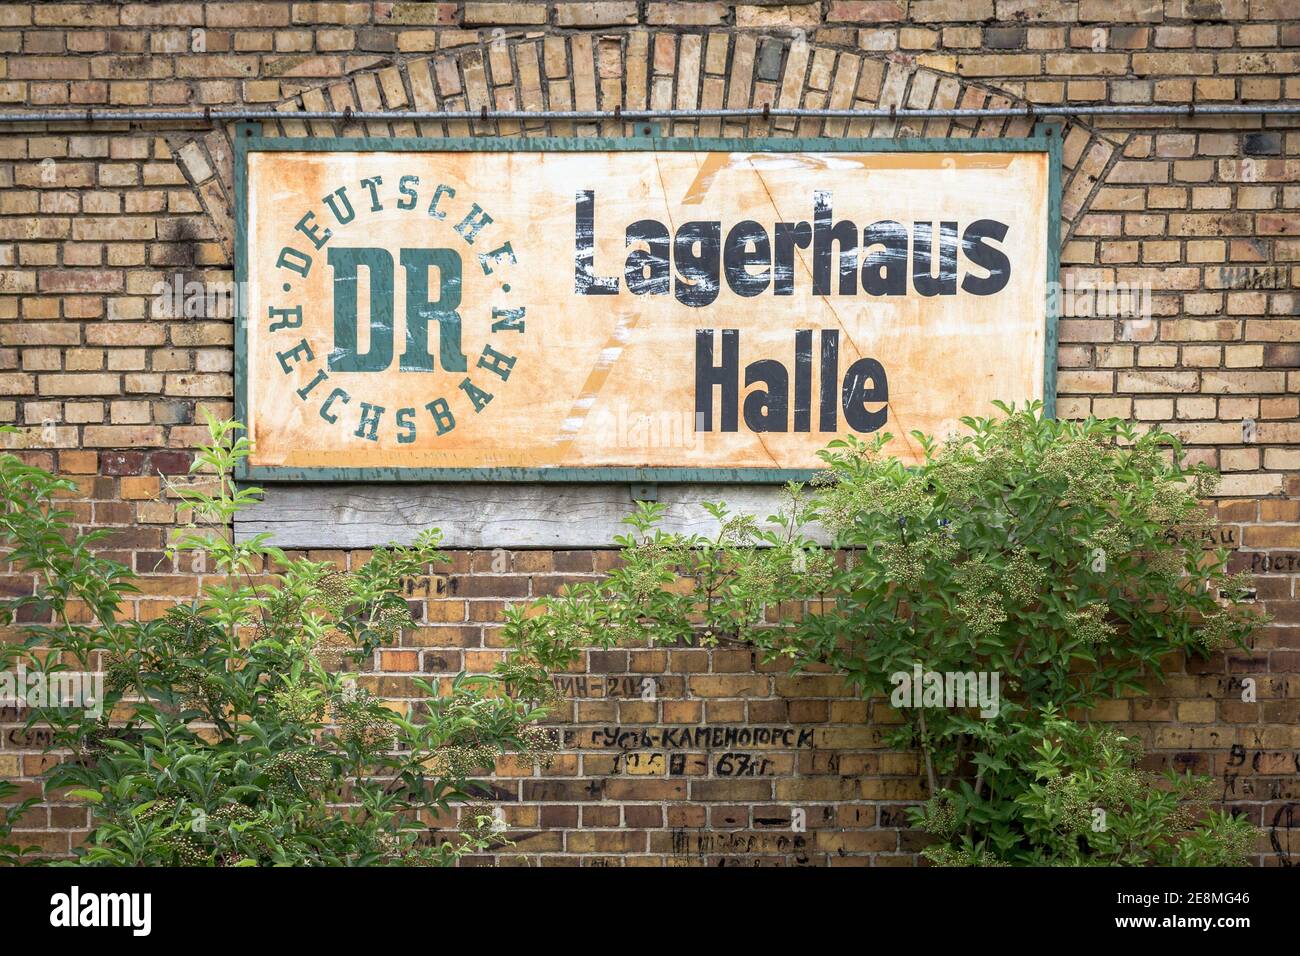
328;247;395;372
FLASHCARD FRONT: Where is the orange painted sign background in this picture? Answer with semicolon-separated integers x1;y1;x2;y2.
242;148;1050;474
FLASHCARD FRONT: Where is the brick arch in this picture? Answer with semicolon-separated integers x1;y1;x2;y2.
165;32;1129;266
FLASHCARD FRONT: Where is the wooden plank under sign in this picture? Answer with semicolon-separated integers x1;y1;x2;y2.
234;484;830;549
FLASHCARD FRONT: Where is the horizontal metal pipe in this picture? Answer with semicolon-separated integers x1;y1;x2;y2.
0;104;1296;124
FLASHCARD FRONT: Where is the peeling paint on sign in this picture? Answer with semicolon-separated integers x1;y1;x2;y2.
239;141;1054;479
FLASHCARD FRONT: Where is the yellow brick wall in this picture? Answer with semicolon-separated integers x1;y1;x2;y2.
0;0;1297;866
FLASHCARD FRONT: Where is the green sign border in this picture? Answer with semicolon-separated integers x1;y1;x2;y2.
234;124;1062;483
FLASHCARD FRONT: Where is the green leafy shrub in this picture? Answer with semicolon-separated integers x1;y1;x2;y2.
1;418;553;866
0;780;35;866
920;706;1256;866
502;402;1263;865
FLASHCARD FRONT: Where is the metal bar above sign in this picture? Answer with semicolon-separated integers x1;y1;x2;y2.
1;104;1298;126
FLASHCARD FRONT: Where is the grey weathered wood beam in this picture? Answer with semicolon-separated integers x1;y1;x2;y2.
234;484;830;549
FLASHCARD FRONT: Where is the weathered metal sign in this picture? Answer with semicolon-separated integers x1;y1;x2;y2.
235;132;1059;481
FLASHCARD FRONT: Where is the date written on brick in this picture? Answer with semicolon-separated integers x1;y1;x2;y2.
552;675;645;698
586;725;815;750
617;752;781;777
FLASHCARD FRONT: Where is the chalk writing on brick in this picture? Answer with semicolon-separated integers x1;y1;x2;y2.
589;726;816;750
